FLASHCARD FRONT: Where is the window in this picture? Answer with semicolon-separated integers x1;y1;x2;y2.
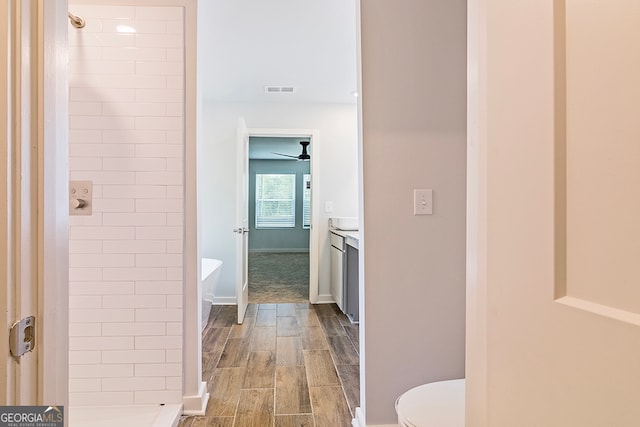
255;174;296;228
303;174;311;229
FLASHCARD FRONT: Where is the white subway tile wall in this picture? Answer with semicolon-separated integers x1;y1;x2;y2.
68;5;184;407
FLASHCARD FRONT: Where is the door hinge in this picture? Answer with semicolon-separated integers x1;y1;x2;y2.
9;316;35;358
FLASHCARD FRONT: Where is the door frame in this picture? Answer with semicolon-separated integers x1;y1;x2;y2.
1;0;70;407
242;128;321;304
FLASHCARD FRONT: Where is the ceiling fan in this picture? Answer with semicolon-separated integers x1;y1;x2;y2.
272;140;310;161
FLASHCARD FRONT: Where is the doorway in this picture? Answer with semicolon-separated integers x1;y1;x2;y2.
239;129;322;305
248;136;312;303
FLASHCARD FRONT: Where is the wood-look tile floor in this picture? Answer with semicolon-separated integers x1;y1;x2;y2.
179;303;359;427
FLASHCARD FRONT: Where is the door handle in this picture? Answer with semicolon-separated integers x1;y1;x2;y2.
233;227;249;235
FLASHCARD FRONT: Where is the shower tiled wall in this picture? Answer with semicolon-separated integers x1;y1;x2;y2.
68;5;184;406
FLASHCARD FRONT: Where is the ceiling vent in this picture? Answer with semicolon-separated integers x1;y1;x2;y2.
264;85;296;94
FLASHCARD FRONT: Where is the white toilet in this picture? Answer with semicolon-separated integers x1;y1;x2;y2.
395;379;465;427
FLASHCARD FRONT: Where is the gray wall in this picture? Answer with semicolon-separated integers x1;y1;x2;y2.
249;159;310;252
359;0;467;424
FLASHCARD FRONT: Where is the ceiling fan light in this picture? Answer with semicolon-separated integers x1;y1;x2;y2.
298;141;310;160
272;140;311;160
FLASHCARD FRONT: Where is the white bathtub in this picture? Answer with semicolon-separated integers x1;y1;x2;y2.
201;258;223;331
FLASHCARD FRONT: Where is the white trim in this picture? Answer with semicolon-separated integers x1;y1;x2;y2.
353;407;366;427
181;381;209;416
315;294;335;304
466;0;488;425
211;296;237;305
181;0;203;416
245;128;321;304
355;2;367;426
248;248;310;254
353;407;399;427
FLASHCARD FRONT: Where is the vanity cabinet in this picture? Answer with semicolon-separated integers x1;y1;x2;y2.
330;230;359;323
330;232;345;311
345;243;359;322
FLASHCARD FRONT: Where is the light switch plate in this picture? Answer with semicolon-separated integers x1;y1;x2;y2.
69;180;93;216
325;201;334;213
414;189;433;215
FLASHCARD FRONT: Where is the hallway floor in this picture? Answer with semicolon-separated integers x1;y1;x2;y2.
179;303;359;427
248;253;310;304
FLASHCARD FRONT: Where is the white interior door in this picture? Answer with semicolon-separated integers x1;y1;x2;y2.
467;1;640;425
235;119;250;323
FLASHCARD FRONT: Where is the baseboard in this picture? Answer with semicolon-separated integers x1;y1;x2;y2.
210;296;237;305
182;381;209;416
249;249;310;253
352;407;399;427
314;293;335;304
352;407;365;427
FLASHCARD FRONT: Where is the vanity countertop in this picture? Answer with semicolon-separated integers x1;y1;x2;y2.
330;228;359;249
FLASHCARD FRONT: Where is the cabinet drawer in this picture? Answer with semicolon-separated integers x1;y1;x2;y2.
330;232;345;249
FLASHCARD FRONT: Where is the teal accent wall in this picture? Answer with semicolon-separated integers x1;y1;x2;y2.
249;159;310;252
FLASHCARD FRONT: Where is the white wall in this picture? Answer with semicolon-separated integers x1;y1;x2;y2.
68;5;185;406
359;0;467;424
200;102;358;300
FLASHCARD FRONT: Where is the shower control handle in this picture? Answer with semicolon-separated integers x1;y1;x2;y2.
74;198;87;209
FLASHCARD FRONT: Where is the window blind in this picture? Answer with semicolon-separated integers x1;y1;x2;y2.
303;173;311;229
255;174;296;228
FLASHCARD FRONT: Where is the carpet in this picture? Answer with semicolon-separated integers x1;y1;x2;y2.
248;252;309;303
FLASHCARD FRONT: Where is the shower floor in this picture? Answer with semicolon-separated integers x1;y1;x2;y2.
69;404;182;427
